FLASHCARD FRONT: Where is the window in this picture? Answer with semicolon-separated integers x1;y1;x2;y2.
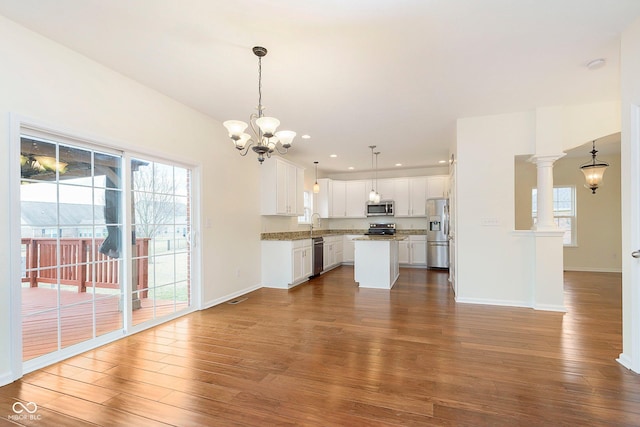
298;191;312;223
532;186;576;246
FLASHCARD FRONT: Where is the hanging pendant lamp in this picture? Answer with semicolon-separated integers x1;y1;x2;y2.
313;161;320;194
579;140;609;194
368;145;378;202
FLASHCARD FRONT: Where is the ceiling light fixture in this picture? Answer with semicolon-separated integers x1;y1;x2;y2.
223;46;295;164
374;151;381;203
586;58;606;70
579;140;609;194
313;161;320;194
368;145;379;202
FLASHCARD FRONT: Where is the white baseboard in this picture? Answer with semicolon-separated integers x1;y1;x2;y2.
533;303;567;312
563;267;622;273
455;297;532;309
0;371;16;387
617;353;640;373
202;283;262;309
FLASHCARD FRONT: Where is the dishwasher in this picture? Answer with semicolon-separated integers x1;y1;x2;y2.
311;237;323;278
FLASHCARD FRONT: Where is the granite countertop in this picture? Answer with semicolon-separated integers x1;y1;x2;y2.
261;229;427;241
352;235;408;241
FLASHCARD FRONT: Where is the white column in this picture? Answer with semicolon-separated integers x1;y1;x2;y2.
528;153;566;311
529;154;565;231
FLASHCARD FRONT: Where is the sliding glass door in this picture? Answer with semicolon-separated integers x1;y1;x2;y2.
19;132;193;365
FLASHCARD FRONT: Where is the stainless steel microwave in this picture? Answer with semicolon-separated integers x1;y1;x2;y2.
366;200;394;216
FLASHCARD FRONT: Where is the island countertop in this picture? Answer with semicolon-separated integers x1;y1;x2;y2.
352;235;408;241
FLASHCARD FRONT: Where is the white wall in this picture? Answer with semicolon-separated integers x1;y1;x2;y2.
619;16;640;373
456;103;620;307
0;16;262;383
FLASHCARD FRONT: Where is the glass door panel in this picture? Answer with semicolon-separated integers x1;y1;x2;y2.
131;158;191;326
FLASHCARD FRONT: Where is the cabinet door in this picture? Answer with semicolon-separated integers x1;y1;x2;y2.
426;176;448;199
409;177;427;216
410;236;427;265
294;167;304;215
275;160;289;214
331;181;346;217
394;178;410;217
377;178;395;201
292;247;304;283
343;236;356;263
302;246;312;278
345;180;366;217
398;241;410;264
316;178;331;218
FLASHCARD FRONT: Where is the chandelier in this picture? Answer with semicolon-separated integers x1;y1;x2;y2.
579;140;609;194
223;46;296;164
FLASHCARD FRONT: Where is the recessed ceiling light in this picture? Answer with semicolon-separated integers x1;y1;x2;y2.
586;58;606;70
330;154;337;158
348;166;355;170
438;160;447;164
395;163;402;167
301;134;311;139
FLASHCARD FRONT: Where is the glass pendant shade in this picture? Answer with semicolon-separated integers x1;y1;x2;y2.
275;130;296;147
581;164;608;193
256;117;280;137
369;189;377;202
235;133;251;149
313;182;320;194
223;120;248;138
373;193;381;203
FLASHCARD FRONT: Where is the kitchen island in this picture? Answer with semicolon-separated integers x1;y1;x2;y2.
353;236;406;289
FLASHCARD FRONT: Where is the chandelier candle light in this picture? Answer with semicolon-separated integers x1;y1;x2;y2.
579;140;609;194
223;46;296;163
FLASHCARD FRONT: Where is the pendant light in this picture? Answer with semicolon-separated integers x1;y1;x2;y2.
579;140;609;194
223;46;296;164
374;151;381;203
313;161;320;194
368;145;378;202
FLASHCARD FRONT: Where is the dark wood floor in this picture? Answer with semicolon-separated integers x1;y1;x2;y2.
1;267;639;426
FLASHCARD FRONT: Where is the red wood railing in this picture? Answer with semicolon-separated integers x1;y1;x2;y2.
21;237;150;295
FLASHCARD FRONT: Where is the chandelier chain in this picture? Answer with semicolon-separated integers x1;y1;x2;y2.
257;56;263;117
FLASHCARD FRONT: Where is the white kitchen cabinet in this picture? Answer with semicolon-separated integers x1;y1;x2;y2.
330;180;346;217
345;180;367;217
315;178;331;218
322;235;343;271
398;239;410;264
342;235;359;263
331;180;367;218
261;157;304;216
376;178;395;201
399;235;427;266
393;178;410;216
426;175;449;199
409;235;427;265
262;239;312;288
409;177;427;216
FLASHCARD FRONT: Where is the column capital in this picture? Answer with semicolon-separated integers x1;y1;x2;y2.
528;153;566;165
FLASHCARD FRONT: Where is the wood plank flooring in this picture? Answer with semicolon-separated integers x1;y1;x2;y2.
2;267;639;426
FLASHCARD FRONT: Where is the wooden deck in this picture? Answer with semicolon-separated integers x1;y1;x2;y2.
22;287;188;361
2;268;639;425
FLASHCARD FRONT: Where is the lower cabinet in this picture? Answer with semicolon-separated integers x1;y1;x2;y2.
342;235;358;263
323;235;343;272
262;239;312;288
399;235;427;267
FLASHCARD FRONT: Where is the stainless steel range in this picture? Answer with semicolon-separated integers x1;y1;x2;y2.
365;223;396;236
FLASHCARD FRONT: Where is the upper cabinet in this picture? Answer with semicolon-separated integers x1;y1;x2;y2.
314;175;449;219
426;175;449;199
261;157;304;216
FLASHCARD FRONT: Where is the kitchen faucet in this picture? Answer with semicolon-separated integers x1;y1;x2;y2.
310;213;321;237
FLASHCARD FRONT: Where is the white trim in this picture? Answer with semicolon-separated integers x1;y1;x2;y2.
8;114;23;383
533;303;567;312
454;297;533;309
202;283;262;310
563;267;622;273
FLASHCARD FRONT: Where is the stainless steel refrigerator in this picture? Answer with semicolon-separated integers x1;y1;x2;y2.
426;198;450;269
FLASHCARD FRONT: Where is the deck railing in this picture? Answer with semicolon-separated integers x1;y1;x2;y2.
21;237;150;295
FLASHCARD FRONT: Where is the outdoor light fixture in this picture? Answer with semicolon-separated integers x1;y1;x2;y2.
579;140;609;194
223;46;296;164
313;161;320;194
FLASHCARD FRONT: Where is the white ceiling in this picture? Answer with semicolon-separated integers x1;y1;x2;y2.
0;0;638;173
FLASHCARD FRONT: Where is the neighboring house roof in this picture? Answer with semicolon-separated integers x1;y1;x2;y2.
21;201;104;226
